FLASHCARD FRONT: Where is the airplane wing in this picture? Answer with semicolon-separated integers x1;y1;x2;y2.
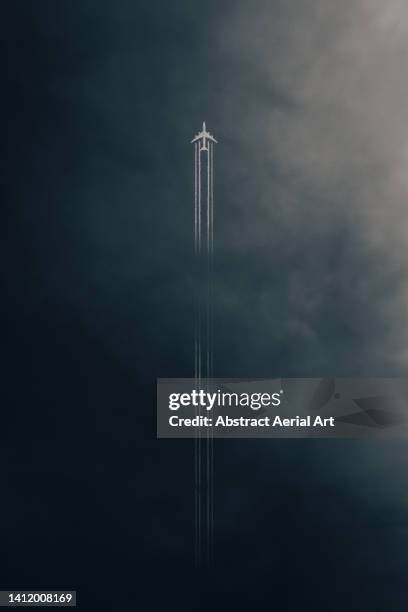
191;132;218;144
191;132;204;143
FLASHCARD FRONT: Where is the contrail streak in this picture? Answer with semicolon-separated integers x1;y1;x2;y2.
191;123;217;566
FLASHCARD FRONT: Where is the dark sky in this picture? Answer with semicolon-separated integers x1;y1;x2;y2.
2;1;408;610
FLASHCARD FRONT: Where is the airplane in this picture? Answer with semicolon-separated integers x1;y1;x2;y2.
191;121;217;151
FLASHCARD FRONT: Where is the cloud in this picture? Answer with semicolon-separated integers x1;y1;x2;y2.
210;0;408;373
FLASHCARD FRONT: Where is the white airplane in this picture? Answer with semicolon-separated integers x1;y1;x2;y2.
191;121;217;151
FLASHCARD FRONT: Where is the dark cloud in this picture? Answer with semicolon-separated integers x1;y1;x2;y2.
2;1;408;609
